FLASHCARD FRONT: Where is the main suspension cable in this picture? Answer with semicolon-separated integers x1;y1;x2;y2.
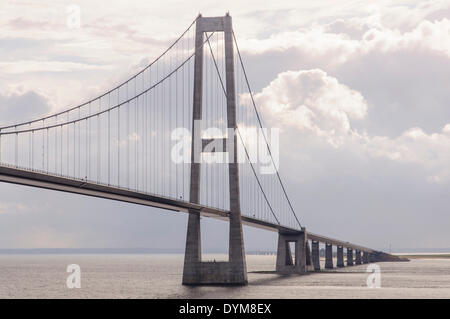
232;31;302;228
206;35;280;225
0;17;199;131
0;33;215;136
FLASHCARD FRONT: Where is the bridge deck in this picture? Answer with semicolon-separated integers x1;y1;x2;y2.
0;165;375;253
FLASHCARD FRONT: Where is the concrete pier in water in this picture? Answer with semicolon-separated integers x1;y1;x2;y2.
325;243;333;269
276;229;307;274
347;248;354;266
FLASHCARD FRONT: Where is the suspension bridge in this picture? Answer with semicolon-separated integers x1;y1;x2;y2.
0;14;404;285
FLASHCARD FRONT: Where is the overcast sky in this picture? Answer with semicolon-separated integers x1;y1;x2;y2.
0;0;449;252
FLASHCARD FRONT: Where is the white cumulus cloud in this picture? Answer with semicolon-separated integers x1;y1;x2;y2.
239;17;450;64
253;68;450;182
252;69;368;147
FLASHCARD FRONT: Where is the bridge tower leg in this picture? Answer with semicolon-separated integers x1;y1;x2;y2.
363;252;369;264
347;248;354;266
276;229;307;274
312;240;321;271
325;243;333;269
336;246;345;267
305;240;314;271
355;250;362;265
183;14;247;285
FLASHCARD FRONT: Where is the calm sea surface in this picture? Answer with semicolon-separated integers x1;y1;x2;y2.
0;254;449;298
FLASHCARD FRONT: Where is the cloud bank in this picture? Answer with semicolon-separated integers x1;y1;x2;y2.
253;68;450;183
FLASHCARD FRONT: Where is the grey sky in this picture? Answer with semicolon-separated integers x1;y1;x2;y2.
0;0;449;252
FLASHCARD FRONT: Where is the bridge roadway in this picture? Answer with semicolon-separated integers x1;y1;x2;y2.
0;165;375;254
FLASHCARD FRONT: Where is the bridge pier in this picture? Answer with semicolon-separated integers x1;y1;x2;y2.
305;241;314;271
325;243;333;269
336;246;345;267
276;229;307;274
363;251;369;264
312;240;321;271
347;248;354;266
182;208;247;285
355;250;362;265
182;14;247;285
183;210;202;284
